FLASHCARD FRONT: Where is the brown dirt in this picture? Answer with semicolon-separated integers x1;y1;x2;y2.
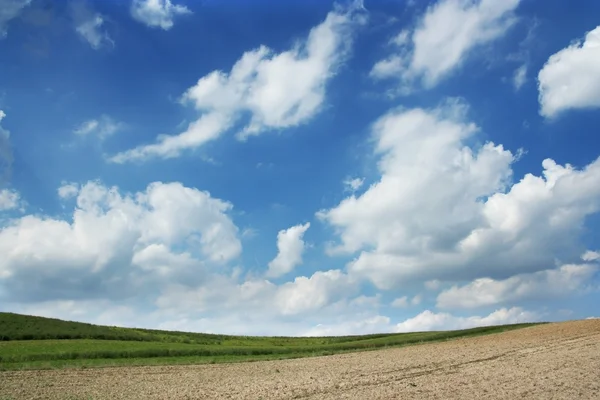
1;319;599;399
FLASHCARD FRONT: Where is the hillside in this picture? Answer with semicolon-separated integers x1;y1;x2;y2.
0;312;543;370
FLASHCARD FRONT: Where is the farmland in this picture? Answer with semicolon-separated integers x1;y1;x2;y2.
1;318;598;399
0;312;538;370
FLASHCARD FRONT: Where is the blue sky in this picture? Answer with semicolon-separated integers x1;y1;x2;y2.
0;0;599;335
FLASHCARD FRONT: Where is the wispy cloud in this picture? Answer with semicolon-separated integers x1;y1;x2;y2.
371;0;521;92
0;0;32;39
73;115;124;139
109;2;366;163
71;1;114;50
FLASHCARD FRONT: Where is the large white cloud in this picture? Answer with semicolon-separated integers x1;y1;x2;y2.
538;26;600;118
130;0;191;30
0;0;31;39
318;100;600;289
0;174;546;336
437;262;599;309
110;2;365;163
267;223;311;278
371;0;520;90
0;180;367;335
0;180;242;300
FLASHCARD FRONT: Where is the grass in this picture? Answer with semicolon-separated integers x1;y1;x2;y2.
0;312;543;371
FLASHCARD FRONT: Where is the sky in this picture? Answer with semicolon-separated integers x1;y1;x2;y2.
0;0;599;336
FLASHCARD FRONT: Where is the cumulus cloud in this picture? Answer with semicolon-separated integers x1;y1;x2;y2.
0;180;365;334
110;2;365;163
538;26;600;118
74;115;123;139
156;269;358;319
318;100;600;289
267;223;311;278
275;270;357;316
71;1;113;50
0;180;242;300
0;0;32;38
436;263;598;309
131;0;191;30
395;307;538;333
3;274;360;336
371;0;520;90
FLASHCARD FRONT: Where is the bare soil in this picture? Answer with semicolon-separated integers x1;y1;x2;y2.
1;319;599;399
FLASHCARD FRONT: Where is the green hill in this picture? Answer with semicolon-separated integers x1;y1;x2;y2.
0;312;234;343
0;312;543;371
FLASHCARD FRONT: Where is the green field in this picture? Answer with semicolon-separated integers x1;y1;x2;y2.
0;312;542;371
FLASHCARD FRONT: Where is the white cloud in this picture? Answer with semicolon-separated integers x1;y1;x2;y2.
110;2;365;163
110;112;232;163
2;273;361;336
343;177;365;192
131;0;191;30
71;1;113;50
57;182;79;200
0;181;365;333
437;263;598;309
395;307;538;333
0;180;241;294
513;64;527;90
267;223;311;278
318;100;600;289
275;270;357;316
156;269;358;318
538;26;600;118
74;115;123;139
0;0;31;38
371;0;520;90
582;250;600;262
0;189;19;211
75;15;112;50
